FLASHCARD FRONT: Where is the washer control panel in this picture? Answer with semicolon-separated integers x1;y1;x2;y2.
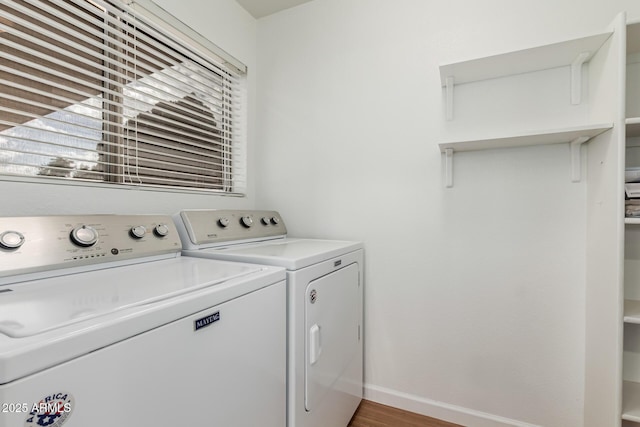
176;210;287;248
0;214;182;279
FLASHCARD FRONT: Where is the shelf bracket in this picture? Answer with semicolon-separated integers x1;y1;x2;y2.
444;148;454;188
571;52;590;105
445;76;454;121
570;136;590;182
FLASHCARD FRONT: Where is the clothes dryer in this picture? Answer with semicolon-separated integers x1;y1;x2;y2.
174;209;364;427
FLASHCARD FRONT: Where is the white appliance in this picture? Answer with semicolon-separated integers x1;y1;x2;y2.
174;209;364;427
0;214;286;427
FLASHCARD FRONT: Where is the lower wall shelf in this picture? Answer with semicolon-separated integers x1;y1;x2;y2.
438;123;613;153
625;300;640;324
438;123;613;188
628;117;640;138
624;381;640;422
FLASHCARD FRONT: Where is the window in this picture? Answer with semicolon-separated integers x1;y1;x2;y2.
0;0;247;194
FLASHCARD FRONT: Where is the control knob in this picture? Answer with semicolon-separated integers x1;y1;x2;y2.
240;216;253;228
218;217;230;228
270;216;280;225
261;217;270;226
0;231;25;250
154;223;170;237
130;225;147;239
70;225;98;247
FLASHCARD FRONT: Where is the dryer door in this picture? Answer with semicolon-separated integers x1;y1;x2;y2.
304;263;360;411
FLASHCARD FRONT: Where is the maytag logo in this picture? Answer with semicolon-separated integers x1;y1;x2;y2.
194;311;220;331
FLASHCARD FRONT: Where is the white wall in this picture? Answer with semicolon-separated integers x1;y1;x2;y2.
0;0;257;217
254;1;640;426
2;1;637;426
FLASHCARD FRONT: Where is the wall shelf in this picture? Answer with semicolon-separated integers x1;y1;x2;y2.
438;123;613;187
625;299;640;323
627;117;640;138
623;381;640;422
626;218;640;225
439;32;613;86
628;21;640;56
440;32;613;119
438;124;612;153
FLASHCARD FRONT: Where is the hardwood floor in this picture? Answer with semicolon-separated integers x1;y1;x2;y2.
348;400;463;427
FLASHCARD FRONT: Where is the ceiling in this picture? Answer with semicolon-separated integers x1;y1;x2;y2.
235;0;314;18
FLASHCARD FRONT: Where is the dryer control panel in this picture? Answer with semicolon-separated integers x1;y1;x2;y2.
175;210;287;249
0;215;182;280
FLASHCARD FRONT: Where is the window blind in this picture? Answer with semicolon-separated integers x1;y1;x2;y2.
0;0;247;194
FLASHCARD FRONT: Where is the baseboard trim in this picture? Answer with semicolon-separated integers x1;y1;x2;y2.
363;383;541;427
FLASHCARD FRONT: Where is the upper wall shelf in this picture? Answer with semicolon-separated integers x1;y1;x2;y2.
439;32;613;86
440;32;613;120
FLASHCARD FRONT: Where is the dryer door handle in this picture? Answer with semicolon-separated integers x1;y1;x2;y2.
309;324;322;365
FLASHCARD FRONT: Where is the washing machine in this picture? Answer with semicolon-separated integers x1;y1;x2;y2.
173;209;364;427
0;214;286;427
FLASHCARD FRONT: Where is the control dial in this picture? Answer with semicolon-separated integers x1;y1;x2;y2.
154;223;170;237
240;216;253;228
261;217;270;226
218;217;230;228
70;225;99;247
0;231;25;250
130;225;147;239
270;216;280;225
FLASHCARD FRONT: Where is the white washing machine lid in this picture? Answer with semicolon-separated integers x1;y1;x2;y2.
0;256;285;384
0;257;265;338
183;238;363;270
